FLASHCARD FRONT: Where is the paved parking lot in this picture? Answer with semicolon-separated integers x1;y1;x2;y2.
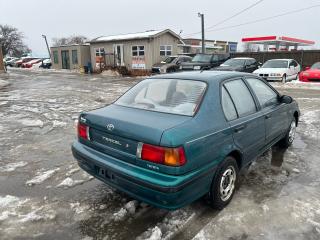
0;69;320;240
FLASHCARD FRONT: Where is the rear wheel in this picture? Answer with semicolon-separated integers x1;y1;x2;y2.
209;156;239;210
278;119;296;148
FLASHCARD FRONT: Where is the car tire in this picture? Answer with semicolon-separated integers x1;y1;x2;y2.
278;119;296;148
208;156;239;210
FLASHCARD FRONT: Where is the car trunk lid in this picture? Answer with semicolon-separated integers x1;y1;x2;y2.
81;104;190;163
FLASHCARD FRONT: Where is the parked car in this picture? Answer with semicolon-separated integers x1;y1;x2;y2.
213;57;260;73
15;57;36;67
39;59;52;69
180;53;230;71
253;59;300;82
72;71;299;210
299;62;320;82
22;59;42;68
152;55;192;74
4;57;19;67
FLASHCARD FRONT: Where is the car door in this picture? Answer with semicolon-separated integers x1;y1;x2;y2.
223;79;266;165
245;59;258;73
245;77;289;147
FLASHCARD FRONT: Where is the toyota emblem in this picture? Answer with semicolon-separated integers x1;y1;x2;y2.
107;124;114;131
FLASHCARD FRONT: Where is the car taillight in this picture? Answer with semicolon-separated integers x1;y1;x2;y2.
137;143;186;167
78;122;90;140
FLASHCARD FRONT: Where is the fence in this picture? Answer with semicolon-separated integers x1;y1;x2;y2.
230;50;320;68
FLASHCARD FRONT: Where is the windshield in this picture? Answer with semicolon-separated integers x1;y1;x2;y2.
162;57;176;64
262;60;288;68
192;54;212;63
311;62;320;70
115;79;207;116
221;59;246;67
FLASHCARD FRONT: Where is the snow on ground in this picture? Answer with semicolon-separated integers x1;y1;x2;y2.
56;177;85;188
0;161;28;172
0;80;10;89
299;110;320;140
19;119;44;128
26;168;60;186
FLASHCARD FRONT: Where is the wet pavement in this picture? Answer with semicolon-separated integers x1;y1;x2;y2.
0;69;320;240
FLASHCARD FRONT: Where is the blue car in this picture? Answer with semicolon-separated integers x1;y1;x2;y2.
72;71;300;210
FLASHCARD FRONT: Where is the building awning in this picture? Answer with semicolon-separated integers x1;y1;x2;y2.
242;36;315;46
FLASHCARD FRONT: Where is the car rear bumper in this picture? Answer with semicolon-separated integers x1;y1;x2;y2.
72;141;216;210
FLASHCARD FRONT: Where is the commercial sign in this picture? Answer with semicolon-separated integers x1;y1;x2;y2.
132;56;146;69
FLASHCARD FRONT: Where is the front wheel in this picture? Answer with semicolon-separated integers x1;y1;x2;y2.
278;119;296;148
209;156;239;210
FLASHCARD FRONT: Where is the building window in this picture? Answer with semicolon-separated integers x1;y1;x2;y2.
95;48;105;56
72;50;78;64
53;50;58;64
160;45;172;56
132;46;145;56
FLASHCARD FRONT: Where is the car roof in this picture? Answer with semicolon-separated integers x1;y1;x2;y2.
232;57;255;60
266;59;293;61
148;71;253;83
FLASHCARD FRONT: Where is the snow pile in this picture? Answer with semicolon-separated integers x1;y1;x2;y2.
20;119;44;128
112;200;139;222
101;69;121;77
113;207;128;222
0;161;28;172
147;226;162;240
26;168;60;186
137;208;195;240
56;177;84;188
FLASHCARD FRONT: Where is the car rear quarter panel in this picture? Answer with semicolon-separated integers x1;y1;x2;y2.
160;81;234;174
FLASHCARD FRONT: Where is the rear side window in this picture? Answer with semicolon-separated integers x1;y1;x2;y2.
116;79;207;116
224;80;256;117
221;87;237;121
246;78;278;108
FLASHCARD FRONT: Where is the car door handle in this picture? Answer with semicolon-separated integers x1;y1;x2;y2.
234;125;246;133
265;114;271;119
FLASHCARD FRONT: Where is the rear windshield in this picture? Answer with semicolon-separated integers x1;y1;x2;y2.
192;54;212;63
115;79;207;116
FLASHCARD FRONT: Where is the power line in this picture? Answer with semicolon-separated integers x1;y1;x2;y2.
184;4;320;37
183;0;265;38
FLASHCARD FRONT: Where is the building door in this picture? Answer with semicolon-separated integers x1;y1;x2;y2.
61;50;70;69
113;44;124;66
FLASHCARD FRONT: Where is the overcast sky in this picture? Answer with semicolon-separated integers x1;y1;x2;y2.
1;0;319;57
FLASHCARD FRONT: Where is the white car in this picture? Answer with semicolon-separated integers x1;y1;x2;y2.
253;59;300;82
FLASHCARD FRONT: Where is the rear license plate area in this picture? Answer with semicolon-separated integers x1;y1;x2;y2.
95;166;111;179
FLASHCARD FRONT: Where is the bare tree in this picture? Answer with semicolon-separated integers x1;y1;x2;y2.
0;24;30;57
52;35;88;47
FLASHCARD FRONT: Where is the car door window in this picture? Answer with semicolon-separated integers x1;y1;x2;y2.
246;78;278;108
221;87;237;121
224;80;256;117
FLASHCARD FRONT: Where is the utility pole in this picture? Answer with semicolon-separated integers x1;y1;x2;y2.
198;13;205;54
42;35;51;58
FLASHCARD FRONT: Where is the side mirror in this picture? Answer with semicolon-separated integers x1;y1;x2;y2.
280;95;293;104
176;60;181;65
289;65;294;70
305;66;310;70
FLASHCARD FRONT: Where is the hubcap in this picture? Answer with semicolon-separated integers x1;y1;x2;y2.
220;166;236;202
288;121;296;143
